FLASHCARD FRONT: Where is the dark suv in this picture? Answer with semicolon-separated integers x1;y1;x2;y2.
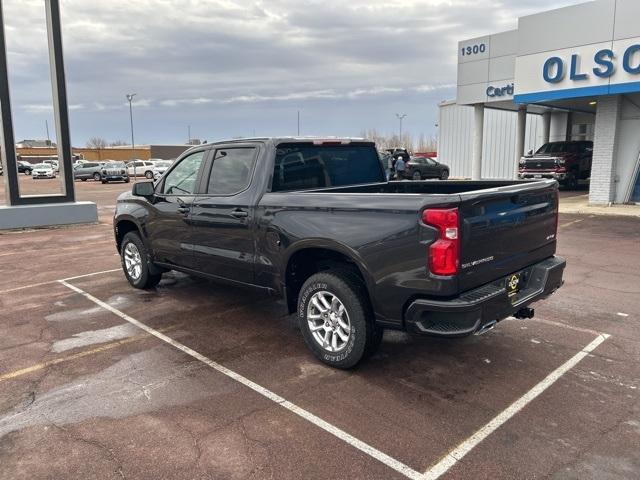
519;141;592;189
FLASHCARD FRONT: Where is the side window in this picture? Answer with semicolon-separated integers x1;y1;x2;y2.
207;148;256;195
161;151;205;195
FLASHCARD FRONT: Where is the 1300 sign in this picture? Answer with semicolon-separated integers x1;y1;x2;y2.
461;43;486;56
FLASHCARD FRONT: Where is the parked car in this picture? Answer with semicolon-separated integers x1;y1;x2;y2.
152;160;173;180
18;161;33;175
32;163;56;179
74;161;104;181
519;140;592;189
43;159;59;173
100;161;130;184
114;137;565;368
404;157;450;180
127;160;156;179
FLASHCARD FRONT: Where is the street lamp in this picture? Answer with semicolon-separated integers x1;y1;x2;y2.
395;113;407;146
126;93;137;180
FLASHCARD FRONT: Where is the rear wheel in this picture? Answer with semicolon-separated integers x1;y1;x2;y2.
440;170;449;180
145;170;154;179
125;177;130;183
120;231;162;289
412;171;422;180
297;271;382;369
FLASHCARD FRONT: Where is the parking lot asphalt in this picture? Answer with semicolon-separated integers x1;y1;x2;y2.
0;180;639;479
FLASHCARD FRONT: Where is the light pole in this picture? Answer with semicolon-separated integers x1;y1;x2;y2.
126;93;136;180
395;113;407;146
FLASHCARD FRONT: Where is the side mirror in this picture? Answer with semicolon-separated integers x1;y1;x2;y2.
132;181;155;197
527;149;533;155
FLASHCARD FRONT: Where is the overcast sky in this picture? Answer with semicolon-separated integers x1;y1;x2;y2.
4;0;586;146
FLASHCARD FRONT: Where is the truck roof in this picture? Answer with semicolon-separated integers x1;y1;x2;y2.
204;136;372;146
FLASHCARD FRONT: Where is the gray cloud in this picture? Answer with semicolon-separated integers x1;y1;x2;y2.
3;0;586;144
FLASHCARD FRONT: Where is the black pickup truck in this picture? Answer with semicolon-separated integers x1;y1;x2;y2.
114;138;565;368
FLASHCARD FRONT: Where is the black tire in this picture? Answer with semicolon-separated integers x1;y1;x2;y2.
120;231;162;289
563;172;578;190
125;177;130;183
101;180;107;184
25;169;31;176
93;172;101;181
297;270;382;369
80;178;87;181
440;170;449;180
145;170;154;179
412;171;422;180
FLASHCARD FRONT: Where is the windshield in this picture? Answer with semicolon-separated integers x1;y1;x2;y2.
34;163;50;169
536;142;569;154
272;143;385;192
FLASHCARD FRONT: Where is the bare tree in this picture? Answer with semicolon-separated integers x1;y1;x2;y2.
86;137;108;149
360;129;428;153
110;139;128;147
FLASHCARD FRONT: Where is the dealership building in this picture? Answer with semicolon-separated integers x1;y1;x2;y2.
438;0;640;204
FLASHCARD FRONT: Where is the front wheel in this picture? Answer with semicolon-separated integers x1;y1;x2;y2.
120;231;162;289
145;171;154;179
412;171;421;180
93;172;101;181
440;170;449;180
297;271;382;369
24;169;31;176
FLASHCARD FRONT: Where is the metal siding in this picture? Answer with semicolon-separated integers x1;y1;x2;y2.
439;102;545;179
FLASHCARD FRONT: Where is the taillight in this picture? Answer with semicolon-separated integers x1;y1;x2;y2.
422;208;459;276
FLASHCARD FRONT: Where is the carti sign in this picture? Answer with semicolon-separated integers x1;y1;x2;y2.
514;36;640;103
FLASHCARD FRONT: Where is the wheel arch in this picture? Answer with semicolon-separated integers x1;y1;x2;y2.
282;240;374;315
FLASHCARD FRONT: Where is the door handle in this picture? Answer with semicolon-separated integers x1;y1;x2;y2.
177;206;190;214
230;209;248;218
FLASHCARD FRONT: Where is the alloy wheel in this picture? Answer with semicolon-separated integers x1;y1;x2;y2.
307;291;351;352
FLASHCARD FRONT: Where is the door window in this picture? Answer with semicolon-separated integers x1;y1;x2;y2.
161;151;205;195
206;148;256;195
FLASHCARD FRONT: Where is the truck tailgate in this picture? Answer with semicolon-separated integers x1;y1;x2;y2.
458;180;558;292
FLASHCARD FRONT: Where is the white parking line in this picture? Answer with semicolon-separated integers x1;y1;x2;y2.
61;268;121;282
56;272;611;480
422;333;610;480
0;269;121;295
58;279;424;480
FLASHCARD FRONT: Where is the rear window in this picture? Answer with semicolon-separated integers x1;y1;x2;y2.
272;143;384;192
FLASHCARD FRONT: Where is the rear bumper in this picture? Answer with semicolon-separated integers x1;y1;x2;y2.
519;171;565;180
404;256;565;336
103;175;128;181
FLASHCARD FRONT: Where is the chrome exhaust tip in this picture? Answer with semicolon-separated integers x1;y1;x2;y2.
475;320;497;336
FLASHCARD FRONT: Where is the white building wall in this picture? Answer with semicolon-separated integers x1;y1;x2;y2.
438;102;543;179
613;94;640;203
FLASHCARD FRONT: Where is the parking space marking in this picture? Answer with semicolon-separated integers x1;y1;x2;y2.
0;325;179;383
531;317;606;336
422;333;610;480
559;219;584;228
59;279;424;480
0;269;121;295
